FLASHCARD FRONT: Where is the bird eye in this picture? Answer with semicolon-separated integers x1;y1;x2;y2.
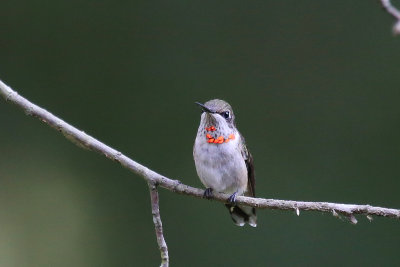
222;111;230;119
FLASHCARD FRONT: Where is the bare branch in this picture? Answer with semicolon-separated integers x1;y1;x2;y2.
381;0;400;20
380;0;400;35
148;182;169;267
1;79;400;223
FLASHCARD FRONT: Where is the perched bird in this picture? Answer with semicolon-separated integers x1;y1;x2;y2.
193;99;257;227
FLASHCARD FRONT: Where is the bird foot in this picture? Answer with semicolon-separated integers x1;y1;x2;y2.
203;188;213;199
228;192;238;204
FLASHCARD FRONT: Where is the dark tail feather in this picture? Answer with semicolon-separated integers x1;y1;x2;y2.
225;204;257;227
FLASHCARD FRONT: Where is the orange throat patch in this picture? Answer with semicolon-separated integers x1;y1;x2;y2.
205;126;235;144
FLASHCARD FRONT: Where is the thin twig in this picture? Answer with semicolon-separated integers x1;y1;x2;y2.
0;79;400;223
381;0;400;20
148;182;169;267
380;0;400;35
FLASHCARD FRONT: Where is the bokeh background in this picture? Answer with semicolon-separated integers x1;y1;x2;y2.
1;1;400;266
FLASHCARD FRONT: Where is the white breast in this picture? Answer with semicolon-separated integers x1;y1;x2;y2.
193;132;248;195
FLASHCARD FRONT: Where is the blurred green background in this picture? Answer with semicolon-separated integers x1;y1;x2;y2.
1;1;400;266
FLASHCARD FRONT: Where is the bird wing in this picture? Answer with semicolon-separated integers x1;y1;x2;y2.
241;137;255;197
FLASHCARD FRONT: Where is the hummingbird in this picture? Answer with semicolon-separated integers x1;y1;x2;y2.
193;99;257;227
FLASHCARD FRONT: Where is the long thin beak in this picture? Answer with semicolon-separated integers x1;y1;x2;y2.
195;102;214;113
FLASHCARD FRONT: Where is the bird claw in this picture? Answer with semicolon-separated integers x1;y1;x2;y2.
203;188;213;199
228;192;237;204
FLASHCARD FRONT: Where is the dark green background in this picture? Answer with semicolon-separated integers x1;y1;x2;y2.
1;1;400;266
